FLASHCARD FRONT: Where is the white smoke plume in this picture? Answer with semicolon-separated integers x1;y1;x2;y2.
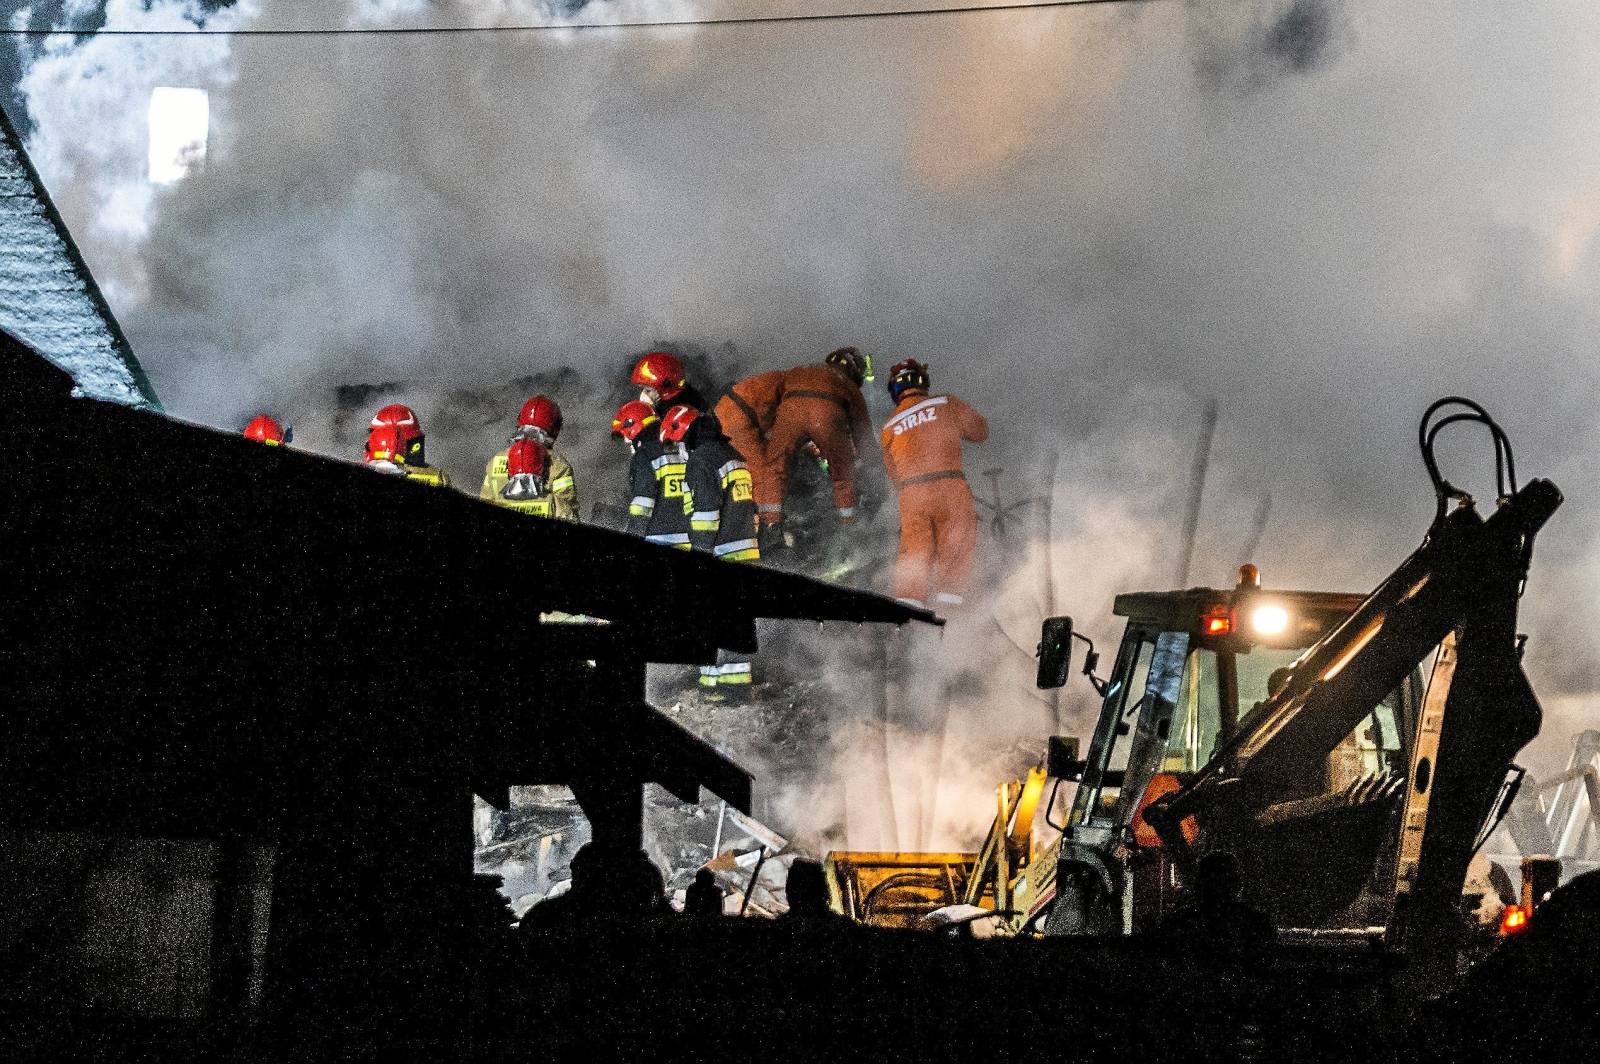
10;0;1600;847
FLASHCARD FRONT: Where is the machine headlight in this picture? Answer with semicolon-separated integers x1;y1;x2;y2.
1250;604;1290;637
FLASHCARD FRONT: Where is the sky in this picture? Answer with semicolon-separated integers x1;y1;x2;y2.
4;0;1598;837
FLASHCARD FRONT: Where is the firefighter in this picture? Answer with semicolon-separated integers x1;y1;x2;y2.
480;395;578;519
778;859;850;928
493;437;551;508
712;367;786;532
611;400;690;549
364;403;451;487
630;350;710;416
767;347;875;529
661;403;759;690
663;404;760;563
879;359;986;609
243;414;288;446
714;347;875;543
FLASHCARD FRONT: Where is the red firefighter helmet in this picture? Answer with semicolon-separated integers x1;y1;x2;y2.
516;395;562;442
630;351;687;403
659;403;701;445
364;422;407;466
370;403;426;465
825;346;870;387
506;437;549;479
887;358;930;403
610;400;659;443
502;437;550;501
243;414;286;446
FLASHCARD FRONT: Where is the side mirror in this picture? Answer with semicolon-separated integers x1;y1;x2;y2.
1046;735;1086;781
1037;616;1074;689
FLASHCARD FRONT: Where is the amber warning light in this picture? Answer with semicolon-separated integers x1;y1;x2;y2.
1203;610;1233;635
1499;904;1529;935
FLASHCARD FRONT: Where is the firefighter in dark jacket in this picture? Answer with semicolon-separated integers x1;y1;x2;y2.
612;400;691;550
660;403;760;690
631;350;711;416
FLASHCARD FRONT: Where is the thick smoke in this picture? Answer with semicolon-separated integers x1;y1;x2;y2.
13;0;1600;848
1192;0;1346;90
1264;0;1339;73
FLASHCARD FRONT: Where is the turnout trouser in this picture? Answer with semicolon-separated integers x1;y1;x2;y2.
699;649;753;688
766;396;861;518
893;474;977;608
715;393;783;527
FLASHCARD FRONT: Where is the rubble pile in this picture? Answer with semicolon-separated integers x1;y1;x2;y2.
475;667;837;917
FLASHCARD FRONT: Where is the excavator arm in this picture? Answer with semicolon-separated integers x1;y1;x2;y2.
1145;400;1560;984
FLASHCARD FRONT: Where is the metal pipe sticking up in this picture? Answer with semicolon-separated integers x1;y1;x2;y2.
1175;398;1218;588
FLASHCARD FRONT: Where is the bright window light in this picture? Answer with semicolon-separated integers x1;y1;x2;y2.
1250;604;1290;637
148;87;209;184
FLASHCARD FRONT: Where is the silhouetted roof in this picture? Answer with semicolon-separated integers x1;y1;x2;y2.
476;698;754;813
7;339;934;634
0;104;158;408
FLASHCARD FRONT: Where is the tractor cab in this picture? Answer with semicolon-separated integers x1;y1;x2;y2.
1035;566;1423;935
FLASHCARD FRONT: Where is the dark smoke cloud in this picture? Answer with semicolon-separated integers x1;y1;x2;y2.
12;0;1600;811
1193;0;1346;91
1266;0;1337;73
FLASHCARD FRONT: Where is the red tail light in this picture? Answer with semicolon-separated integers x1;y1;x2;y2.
1499;904;1529;935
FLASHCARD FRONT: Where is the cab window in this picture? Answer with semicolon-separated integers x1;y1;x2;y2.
1074;633;1157;826
1234;646;1305;715
1329;687;1409;786
1104;639;1155;779
1164;648;1221;773
1163;645;1307;772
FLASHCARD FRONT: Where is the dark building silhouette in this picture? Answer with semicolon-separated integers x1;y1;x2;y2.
0;335;931;1060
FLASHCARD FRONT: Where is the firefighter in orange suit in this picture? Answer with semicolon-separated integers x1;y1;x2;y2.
715;348;874;541
712;368;786;530
879;359;987;609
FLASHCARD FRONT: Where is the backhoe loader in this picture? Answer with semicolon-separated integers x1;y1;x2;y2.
831;399;1561;993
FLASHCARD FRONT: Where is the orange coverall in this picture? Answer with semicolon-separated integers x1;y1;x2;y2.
715;364;873;522
713;370;786;525
880;389;988;608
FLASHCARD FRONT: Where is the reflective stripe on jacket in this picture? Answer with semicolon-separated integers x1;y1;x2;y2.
682;437;760;561
396;464;451;488
628;438;691;549
479;448;578;519
880;391;988;488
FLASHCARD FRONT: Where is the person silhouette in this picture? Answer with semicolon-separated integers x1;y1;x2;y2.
777;859;848;927
517;843;668;942
1158;851;1278;1061
1159;850;1276;956
684;868;725;917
